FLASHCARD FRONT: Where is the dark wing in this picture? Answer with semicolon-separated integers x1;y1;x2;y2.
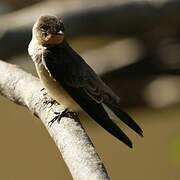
57;44;142;136
42;43;142;147
61;86;133;148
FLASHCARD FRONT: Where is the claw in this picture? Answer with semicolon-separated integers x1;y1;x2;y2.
43;99;57;107
48;109;78;126
40;88;45;91
41;88;48;96
48;114;61;127
48;108;68;126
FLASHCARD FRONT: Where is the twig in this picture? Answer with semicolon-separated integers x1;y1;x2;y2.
0;60;110;180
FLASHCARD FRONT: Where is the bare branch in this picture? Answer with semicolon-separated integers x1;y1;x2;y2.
0;60;110;180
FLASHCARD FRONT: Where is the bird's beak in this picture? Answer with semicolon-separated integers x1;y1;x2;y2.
57;30;64;35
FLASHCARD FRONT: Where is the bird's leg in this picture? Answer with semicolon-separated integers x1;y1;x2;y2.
48;109;78;127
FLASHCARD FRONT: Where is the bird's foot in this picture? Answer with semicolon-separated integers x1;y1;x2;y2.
43;98;58;107
48;109;78;127
41;89;58;107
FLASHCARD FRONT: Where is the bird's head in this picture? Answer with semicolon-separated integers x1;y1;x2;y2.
32;15;65;46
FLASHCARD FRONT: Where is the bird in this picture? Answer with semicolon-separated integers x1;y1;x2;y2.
28;15;143;148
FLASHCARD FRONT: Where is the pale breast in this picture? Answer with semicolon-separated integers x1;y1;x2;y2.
35;61;79;110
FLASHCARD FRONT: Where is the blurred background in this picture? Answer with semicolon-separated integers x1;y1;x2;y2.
0;0;180;179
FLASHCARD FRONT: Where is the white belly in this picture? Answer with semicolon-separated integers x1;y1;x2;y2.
35;62;79;110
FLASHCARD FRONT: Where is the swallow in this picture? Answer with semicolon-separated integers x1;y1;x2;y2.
28;15;143;148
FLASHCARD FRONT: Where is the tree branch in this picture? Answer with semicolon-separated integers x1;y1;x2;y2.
0;60;110;180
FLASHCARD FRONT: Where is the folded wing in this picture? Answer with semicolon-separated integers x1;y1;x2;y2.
42;43;143;147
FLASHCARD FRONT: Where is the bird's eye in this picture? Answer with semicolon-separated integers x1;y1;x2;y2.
40;25;50;31
59;23;65;32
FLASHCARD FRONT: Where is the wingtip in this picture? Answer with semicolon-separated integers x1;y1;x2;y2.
130;122;144;138
109;107;143;138
128;142;133;149
138;129;144;137
123;138;133;148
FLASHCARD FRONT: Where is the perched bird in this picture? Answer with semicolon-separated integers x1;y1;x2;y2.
28;15;143;148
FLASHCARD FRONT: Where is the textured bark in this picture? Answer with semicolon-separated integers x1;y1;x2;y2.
0;60;110;180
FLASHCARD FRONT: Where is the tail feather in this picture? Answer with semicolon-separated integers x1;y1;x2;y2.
106;102;143;136
83;102;133;148
61;86;134;148
96;116;133;148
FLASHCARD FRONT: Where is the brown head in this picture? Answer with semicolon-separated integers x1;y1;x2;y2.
32;15;65;46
